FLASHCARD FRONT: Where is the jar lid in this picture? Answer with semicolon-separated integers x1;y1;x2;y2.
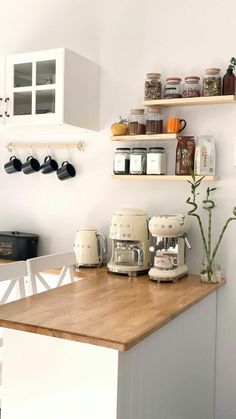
132;147;147;151
129;109;145;115
166;77;182;82
116;147;131;151
149;147;165;151
185;76;200;81
146;107;162;113
146;73;161;78
205;68;221;74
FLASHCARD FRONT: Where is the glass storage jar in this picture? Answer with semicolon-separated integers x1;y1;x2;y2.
128;109;146;135
146;108;163;134
202;68;221;96
146;147;166;175
164;77;182;98
113;148;131;175
144;73;162;100
130;147;147;175
183;76;201;97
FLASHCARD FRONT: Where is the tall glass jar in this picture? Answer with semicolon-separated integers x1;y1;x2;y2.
128;109;146;135
144;73;162;100
146;108;163;134
164;77;182;98
113;148;131;175
183;76;201;97
222;67;235;95
129;147;147;175
202;68;221;96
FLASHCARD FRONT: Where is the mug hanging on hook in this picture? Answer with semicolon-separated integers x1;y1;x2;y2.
40;144;58;174
56;144;76;181
22;145;41;175
4;144;22;174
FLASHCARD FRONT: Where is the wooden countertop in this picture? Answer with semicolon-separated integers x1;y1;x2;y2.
0;267;225;351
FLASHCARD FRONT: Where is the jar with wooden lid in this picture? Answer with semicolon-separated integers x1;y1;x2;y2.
144;73;162;100
146;108;163;134
128;109;146;135
202;68;221;96
183;76;201;97
164;77;182;99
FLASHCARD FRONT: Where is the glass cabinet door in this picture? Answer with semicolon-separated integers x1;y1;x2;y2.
7;53;58;121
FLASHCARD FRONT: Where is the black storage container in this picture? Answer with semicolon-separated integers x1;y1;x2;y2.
0;231;39;260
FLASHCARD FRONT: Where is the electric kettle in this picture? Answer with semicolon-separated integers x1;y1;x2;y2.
74;226;107;267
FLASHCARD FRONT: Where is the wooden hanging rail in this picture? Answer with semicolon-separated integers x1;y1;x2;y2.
6;142;84;152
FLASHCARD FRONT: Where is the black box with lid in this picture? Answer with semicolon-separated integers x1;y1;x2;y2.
0;231;39;260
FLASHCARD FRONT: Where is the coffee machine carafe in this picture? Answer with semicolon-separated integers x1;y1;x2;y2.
148;214;191;282
107;208;151;276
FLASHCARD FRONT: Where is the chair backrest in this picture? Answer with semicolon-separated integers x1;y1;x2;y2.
26;251;76;295
0;261;27;304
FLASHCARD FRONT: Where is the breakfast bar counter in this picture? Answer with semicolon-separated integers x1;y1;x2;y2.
0;267;225;419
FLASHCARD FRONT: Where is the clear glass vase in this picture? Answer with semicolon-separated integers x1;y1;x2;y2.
200;257;221;283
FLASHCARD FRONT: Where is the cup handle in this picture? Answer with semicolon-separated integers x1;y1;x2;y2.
179;119;187;133
44;155;51;162
27;156;33;161
62;161;68;166
10;156;16;161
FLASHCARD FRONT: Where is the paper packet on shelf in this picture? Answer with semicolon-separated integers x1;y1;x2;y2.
194;135;215;175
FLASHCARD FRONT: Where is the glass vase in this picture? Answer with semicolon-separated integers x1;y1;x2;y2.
200;258;221;283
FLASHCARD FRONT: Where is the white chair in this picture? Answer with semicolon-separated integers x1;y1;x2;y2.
26;251;77;295
0;260;28;409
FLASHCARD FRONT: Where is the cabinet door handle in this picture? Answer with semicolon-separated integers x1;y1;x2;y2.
0;98;3;117
5;97;10;117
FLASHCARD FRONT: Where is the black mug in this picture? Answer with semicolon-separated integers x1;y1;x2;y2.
4;156;22;174
22;156;41;174
41;156;58;174
57;161;76;181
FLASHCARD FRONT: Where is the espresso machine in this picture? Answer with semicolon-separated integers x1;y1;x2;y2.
107;208;151;276
148;214;191;282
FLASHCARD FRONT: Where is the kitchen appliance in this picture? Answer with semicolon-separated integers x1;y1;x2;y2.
107;208;151;276
0;231;39;260
74;226;107;267
148;214;191;282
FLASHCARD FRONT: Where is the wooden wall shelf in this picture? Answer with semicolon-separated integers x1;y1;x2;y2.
144;95;236;108
111;134;177;141
112;175;217;181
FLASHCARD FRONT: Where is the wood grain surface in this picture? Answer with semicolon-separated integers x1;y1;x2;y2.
0;266;225;351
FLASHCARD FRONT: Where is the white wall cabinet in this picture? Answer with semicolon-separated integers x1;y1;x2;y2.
0;48;100;130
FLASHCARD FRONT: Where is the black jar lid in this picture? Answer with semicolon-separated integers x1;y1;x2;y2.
149;147;165;151
132;147;147;151
116;147;131;151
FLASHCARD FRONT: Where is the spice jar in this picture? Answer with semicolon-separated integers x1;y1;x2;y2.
128;109;146;135
146;108;163;134
144;73;162;100
113;148;131;175
202;68;221;96
146;147;166;175
129;147;147;175
183;76;201;97
164;77;182;99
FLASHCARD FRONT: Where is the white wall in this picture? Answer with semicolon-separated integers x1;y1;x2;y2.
0;0;235;417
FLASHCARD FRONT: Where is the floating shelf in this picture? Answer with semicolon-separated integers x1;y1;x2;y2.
111;134;177;141
144;95;236;108
112;175;217;181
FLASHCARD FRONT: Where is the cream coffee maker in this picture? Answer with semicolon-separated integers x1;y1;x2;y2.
148;214;191;282
74;226;107;267
107;208;151;276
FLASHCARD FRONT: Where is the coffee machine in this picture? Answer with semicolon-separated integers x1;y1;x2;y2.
148;214;191;282
107;208;151;276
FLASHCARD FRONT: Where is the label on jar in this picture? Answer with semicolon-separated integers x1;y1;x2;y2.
130;155;142;173
114;154;126;172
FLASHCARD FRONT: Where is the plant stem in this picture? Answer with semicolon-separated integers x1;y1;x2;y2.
211;216;236;264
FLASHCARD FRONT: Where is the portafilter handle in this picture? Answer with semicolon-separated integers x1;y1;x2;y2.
184;236;192;249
